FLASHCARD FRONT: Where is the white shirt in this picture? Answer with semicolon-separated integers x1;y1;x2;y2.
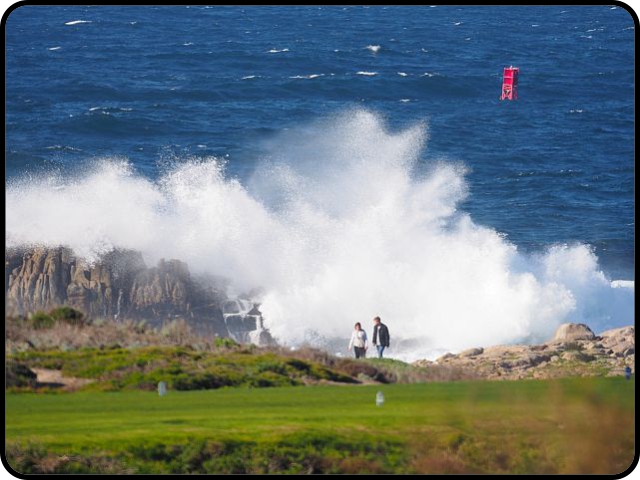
349;329;368;349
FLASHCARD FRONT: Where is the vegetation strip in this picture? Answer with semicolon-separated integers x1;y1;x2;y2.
6;378;634;474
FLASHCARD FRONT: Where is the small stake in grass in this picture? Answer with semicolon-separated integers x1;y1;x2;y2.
158;381;167;397
376;391;385;407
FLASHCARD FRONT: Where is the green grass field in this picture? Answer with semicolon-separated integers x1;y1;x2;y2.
5;377;634;474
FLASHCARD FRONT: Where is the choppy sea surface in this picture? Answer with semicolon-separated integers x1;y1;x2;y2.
5;6;634;358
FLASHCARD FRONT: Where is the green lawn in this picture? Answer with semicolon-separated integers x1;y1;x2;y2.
5;377;635;474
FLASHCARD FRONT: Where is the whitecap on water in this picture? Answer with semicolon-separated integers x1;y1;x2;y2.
64;20;92;26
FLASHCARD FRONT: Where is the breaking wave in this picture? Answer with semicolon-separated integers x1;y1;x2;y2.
5;109;633;360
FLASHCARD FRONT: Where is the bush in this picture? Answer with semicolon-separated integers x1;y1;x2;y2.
6;442;129;474
28;311;55;329
160;319;191;343
6;362;37;388
49;306;85;326
24;307;85;330
285;359;311;373
336;360;388;383
171;369;244;391
214;337;238;349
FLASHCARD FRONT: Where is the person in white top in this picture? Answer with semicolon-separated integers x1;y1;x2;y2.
348;322;368;359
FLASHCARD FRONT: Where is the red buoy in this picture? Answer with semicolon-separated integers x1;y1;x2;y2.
501;66;519;100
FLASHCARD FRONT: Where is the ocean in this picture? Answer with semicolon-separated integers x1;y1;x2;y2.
5;6;634;358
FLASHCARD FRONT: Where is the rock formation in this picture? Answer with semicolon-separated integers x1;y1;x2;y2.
551;322;595;342
414;323;635;380
5;246;229;336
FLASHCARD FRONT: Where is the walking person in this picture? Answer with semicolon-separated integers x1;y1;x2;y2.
372;316;390;358
348;322;368;359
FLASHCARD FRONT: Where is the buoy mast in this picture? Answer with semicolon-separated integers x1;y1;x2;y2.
501;66;519;100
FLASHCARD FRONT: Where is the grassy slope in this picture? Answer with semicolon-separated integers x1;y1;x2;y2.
6;377;635;474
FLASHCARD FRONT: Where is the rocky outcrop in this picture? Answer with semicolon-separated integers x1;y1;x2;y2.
5;247;228;335
5;247;144;318
414;323;635;380
128;259;191;317
600;326;635;357
552;323;595;342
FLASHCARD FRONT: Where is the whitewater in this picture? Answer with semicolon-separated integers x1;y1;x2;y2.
5;110;633;361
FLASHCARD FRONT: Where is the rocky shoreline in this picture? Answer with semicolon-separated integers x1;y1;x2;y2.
5;246;230;335
5;247;634;382
414;323;635;380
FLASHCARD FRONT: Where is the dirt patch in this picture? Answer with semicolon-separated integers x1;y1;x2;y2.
32;368;94;391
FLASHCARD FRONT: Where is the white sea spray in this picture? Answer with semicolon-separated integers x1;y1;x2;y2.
6;109;633;360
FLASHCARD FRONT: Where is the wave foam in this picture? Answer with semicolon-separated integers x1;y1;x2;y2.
64;20;92;26
5;109;633;360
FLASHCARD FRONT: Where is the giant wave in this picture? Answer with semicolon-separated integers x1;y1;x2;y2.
5;109;633;360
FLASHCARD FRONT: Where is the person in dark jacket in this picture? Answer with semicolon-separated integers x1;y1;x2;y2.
372;316;390;358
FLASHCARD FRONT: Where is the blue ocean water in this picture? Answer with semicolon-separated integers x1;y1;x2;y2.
4;6;634;354
6;5;633;279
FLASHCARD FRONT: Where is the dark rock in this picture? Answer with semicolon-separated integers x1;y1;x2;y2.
436;352;457;362
459;347;483;358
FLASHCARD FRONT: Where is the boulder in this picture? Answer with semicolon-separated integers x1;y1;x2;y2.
435;352;456;363
551;323;596;342
600;326;634;339
415;321;634;381
599;326;634;358
459;347;483;358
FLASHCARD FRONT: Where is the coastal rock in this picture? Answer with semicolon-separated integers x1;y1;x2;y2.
483;345;533;358
420;322;634;381
129;259;191;315
5;247;228;336
435;352;456;363
601;326;634;339
6;247;72;314
459;347;484;358
551;323;595;342
5;247;146;318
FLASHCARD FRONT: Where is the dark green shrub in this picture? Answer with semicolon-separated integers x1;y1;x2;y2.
257;361;288;376
49;306;85;326
250;371;298;388
286;358;311;373
5;362;37;388
171;370;242;391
